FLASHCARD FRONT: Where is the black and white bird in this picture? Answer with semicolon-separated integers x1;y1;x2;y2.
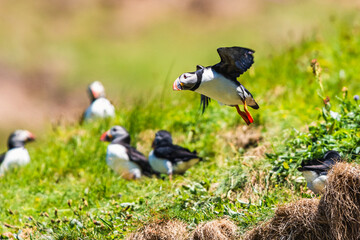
0;130;35;175
298;150;341;194
83;81;115;121
148;130;201;180
173;47;259;125
100;126;153;180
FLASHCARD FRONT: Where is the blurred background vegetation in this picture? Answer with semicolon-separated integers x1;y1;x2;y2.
1;0;359;148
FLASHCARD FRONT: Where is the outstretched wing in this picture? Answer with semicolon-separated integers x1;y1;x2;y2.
126;145;155;176
212;47;255;81
200;95;211;113
154;145;201;163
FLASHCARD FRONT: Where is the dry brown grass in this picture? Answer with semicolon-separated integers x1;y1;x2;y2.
318;162;360;240
243;162;360;240
126;219;189;240
191;218;239;240
242;199;332;240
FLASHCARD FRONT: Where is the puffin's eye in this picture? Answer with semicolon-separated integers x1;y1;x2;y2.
183;74;187;79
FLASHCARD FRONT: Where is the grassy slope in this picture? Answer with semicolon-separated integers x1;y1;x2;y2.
1;5;360;240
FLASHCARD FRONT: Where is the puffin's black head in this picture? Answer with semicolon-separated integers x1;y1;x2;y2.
88;81;106;102
7;130;36;149
173;65;204;91
100;126;130;144
323;150;341;162
152;130;173;148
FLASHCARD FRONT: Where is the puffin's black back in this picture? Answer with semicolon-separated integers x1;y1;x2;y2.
153;130;201;163
212;47;255;81
298;150;341;173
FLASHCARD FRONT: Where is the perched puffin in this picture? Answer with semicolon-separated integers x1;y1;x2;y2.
298;150;341;194
173;47;259;125
100;126;153;180
148;130;201;180
82;81;115;121
0;130;35;175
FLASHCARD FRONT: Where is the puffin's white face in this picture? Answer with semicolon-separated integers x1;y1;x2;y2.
100;126;130;143
8;130;35;149
173;72;198;91
88;81;106;100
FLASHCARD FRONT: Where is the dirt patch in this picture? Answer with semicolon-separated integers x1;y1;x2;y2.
221;126;263;151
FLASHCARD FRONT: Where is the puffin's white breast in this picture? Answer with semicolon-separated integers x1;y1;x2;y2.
302;171;327;194
84;98;115;120
0;147;30;175
106;144;141;179
195;69;242;106
148;150;173;175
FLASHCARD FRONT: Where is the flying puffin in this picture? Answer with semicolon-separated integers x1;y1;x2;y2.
82;81;115;122
148;130;201;180
173;47;259;125
0;130;35;175
298;150;341;194
100;126;154;180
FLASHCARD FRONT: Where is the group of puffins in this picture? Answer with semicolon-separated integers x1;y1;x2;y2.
0;47;342;193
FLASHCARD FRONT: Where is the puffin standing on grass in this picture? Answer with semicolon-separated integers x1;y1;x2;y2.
0;130;35;175
100;126;153;180
298;150;341;194
148;130;201;180
173;47;259;125
82;81;115;122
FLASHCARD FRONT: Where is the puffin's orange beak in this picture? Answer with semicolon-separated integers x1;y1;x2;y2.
100;130;111;141
26;131;36;141
173;79;183;91
91;89;99;99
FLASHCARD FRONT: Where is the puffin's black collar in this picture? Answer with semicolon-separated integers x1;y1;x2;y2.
190;69;204;91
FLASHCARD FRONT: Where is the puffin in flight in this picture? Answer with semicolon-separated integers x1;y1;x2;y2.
298;150;341;194
148;130;201;180
173;47;259;125
100;126;153;180
82;81;115;122
0;130;35;175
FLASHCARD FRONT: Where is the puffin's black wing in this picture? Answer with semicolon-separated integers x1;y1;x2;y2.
126;145;154;176
0;152;6;165
200;95;211;113
212;47;255;81
298;150;341;173
298;159;334;173
154;145;201;163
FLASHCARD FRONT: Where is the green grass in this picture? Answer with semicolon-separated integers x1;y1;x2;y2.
1;4;360;239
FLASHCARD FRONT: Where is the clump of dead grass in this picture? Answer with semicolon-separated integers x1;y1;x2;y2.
191;218;239;240
126;219;189;240
243;162;360;240
242;198;332;240
318;162;360;240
